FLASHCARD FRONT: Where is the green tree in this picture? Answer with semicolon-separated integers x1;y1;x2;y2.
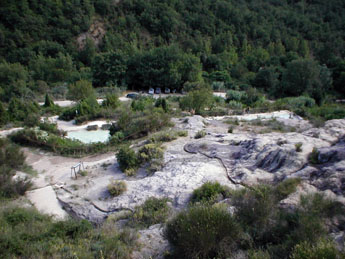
92;51;128;87
67;80;95;101
282;59;330;104
179;85;214;114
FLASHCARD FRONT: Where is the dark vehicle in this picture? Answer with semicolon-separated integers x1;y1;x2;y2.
126;93;139;99
164;88;170;94
155;88;161;94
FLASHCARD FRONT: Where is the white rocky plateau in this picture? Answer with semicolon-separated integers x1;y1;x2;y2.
4;111;344;258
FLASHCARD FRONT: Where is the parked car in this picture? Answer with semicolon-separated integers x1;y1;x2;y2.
155;87;161;94
148;88;154;95
126;93;139;99
164;88;170;94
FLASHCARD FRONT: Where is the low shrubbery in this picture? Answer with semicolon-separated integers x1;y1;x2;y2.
116;144;165;176
108;180;127;197
148;130;188;143
0;139;31;199
166;179;344;259
195;130;206;139
0;206;138;258
10;128;108;157
130;197;170;228
309;147;320;164
165;205;242;259
190;182;231;205
110;107;171;140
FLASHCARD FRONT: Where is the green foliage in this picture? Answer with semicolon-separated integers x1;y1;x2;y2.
291;240;343;259
10;128;108;157
190;182;230;205
102;93;120;109
43;93;54;107
149;130;187;143
179;85;214;114
226;89;246;102
281;59;331;104
0;206;137;258
295;143;303;152
131;96;155;111
275;178;302;201
110;107;171;140
307;104;345;121
155;98;169;112
194;130;206;139
0;139;30;199
137;144;164;164
67;80;95;101
309;148;320;164
165;205;242;259
131;197;170;228
108;180;127;197
116;146;139;173
92;51;128;87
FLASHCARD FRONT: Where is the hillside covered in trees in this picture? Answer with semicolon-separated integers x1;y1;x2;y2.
0;0;344;104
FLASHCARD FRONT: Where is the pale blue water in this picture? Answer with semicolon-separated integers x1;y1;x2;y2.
66;130;110;144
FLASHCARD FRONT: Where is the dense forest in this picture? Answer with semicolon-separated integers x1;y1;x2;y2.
0;0;344;105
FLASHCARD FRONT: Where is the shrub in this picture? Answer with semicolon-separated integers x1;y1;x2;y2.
226;89;246;102
109;131;125;145
108;180;127;197
275;178;301;201
231;185;278;242
295;142;303;152
137;144;164;164
116;146;139;173
291;240;342;259
0;139;31;198
228;126;233;133
138;144;165;173
0;206;138;258
165;205;242;259
179;86;214;114
190;182;230;205
309;147;319;164
102;94;120;109
228;100;244;109
195;130;206;139
131;197;170;228
155;98;169;112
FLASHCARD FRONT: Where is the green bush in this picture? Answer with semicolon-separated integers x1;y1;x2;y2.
0;139;31;198
102;93;120;109
116;146;139;173
295;142;303;152
309;147;320;164
10;128;108;156
275;178;301;201
109;131;125;145
111;107;171;140
291;240;343;259
108;180;127;197
226;89;246;102
131;197;170;228
190;182;230;205
195;130;206;139
0;206;137;258
165;205;242;259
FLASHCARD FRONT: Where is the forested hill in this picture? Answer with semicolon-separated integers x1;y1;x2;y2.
0;0;345;102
